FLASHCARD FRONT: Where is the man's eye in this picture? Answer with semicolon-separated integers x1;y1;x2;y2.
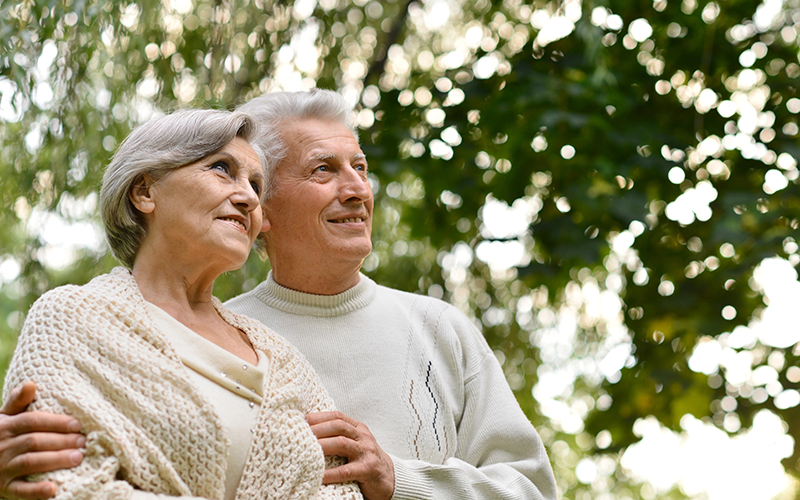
315;165;329;172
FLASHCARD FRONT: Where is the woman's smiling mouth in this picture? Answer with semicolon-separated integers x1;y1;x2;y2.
219;217;248;232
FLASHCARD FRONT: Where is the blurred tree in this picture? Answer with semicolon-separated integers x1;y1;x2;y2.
1;0;799;498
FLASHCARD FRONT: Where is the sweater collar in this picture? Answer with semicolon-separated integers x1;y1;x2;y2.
251;271;377;317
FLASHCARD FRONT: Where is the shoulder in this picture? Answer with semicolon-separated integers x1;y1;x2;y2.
375;283;480;333
27;269;137;320
373;283;442;310
223;286;258;309
27;282;97;318
376;284;497;367
14;281;112;371
21;269;154;351
223;284;276;322
373;283;491;359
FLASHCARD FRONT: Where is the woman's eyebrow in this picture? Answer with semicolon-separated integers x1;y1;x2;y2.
210;151;238;165
207;152;263;181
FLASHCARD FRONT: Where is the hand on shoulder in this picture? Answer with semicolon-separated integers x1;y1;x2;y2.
0;382;85;500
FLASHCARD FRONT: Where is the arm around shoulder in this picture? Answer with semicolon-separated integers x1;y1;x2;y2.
3;286;227;499
2;288;140;499
0;381;86;500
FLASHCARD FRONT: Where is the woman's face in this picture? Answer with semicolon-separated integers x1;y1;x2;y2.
140;136;266;272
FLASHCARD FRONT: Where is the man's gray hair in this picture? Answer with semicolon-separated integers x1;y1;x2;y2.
236;89;357;198
100;108;264;268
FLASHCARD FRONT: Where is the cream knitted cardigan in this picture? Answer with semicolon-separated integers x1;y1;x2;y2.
3;268;362;500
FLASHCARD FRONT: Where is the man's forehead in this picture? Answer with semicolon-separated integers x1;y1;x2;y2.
278;118;365;163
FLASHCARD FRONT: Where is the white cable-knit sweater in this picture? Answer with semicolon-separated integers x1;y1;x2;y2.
3;268;363;500
226;272;557;500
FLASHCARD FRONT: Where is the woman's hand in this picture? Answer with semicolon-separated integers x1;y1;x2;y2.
0;382;85;500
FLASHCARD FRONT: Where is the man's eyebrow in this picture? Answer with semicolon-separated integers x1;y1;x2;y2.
309;153;335;162
307;152;368;163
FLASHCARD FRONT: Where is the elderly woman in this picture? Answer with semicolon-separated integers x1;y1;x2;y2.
2;110;362;500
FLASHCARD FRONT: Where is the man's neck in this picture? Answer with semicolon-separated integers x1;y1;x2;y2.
270;267;362;296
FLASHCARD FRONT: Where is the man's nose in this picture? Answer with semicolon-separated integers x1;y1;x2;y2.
339;167;372;202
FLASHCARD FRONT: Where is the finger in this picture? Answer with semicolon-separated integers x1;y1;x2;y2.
0;413;81;438
5;448;85;480
317;435;361;460
305;411;354;426
3;432;86;457
0;382;37;416
307;419;360;441
6;478;58;500
321;462;364;485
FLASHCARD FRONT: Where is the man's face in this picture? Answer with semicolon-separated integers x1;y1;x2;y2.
262;118;373;283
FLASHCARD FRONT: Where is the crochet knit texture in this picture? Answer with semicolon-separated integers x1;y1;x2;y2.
3;268;363;500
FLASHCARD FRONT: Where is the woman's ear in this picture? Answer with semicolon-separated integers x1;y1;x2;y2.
129;174;156;214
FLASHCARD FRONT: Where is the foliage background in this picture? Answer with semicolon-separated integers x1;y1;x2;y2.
1;0;799;498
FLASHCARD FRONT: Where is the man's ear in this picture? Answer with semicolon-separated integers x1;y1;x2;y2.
129;174;156;214
260;205;271;233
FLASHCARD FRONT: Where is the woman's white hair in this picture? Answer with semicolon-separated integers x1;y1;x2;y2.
100;109;265;268
236;89;357;198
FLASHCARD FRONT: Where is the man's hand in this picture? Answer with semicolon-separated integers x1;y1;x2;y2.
307;411;394;500
0;382;85;500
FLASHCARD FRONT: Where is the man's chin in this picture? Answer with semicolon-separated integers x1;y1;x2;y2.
335;241;372;262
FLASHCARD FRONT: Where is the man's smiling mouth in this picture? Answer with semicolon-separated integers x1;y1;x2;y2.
330;217;365;223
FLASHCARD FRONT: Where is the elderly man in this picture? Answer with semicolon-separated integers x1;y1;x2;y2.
0;90;556;500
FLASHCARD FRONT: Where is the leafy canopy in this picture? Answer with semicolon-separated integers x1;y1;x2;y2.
1;0;799;497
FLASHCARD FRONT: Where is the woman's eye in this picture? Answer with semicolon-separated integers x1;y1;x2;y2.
211;160;230;173
250;181;262;196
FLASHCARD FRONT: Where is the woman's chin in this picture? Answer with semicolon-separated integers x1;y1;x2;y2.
197;246;251;276
225;250;252;272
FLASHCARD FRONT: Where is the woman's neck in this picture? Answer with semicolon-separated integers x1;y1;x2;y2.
132;261;216;310
132;258;258;365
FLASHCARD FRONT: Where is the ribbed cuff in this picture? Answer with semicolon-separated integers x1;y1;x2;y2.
390;456;432;500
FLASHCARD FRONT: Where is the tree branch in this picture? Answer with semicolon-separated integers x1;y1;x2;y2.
363;0;414;87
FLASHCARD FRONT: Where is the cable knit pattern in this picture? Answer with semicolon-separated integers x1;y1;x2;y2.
3;268;363;500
